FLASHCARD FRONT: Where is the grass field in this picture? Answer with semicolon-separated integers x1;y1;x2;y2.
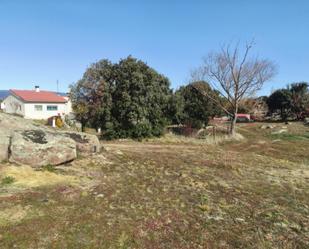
0;122;308;248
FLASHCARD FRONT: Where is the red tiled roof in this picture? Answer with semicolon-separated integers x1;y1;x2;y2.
236;113;251;118
10;89;67;103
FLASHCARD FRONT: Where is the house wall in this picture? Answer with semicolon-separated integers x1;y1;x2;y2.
0;101;5;110
24;103;67;119
64;97;73;114
2;95;25;116
3;94;72;119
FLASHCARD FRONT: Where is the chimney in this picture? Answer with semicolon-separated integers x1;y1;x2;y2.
35;85;40;92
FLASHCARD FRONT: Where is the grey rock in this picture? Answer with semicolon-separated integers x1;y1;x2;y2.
271;129;288;135
0;133;10;162
63;131;101;154
261;124;275;129
9;130;77;167
272;139;281;143
0;112;101;167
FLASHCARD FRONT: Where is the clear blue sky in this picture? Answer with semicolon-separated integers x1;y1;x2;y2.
0;0;308;95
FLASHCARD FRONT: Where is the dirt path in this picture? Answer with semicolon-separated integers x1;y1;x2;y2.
104;142;204;153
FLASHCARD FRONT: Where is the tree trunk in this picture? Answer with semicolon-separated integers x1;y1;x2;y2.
229;105;238;136
81;118;86;132
230;115;237;135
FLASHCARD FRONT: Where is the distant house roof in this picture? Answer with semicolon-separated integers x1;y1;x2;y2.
10;89;67;103
236;113;251;119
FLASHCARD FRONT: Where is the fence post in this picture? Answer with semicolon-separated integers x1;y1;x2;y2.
213;126;216;141
52;117;56;128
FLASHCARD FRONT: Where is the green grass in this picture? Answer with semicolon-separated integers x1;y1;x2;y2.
0;122;308;248
270;132;309;141
1;176;15;185
41;164;56;172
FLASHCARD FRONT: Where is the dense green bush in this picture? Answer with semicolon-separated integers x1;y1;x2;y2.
174;81;223;128
267;89;292;121
267;82;309;121
71;56;171;139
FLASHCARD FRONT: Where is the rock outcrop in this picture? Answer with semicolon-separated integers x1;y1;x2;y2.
0;112;101;167
0;133;10;162
271;128;288;135
261;124;275;129
9;130;77;167
63;131;101;154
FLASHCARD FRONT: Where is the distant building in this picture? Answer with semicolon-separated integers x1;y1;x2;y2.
236;113;251;122
2;86;72;119
0;101;5;110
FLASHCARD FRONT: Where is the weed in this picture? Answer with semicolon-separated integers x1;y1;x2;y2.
1;176;15;185
117;232;131;249
197;194;209;211
270;132;309;141
41;164;56;172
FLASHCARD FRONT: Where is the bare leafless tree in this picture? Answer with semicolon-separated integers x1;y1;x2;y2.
192;41;277;135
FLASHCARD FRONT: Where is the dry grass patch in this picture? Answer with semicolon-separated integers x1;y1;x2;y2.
0;205;44;227
0;165;79;189
0;122;308;248
145;132;245;145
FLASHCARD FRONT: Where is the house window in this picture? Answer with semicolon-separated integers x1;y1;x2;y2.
34;105;43;111
47;105;58;111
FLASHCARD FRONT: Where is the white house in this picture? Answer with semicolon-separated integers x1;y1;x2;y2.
2;86;72;119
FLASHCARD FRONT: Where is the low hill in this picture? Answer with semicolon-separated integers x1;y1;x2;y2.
0;90;9;100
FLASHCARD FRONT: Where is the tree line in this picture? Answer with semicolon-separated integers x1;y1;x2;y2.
70;43;308;139
267;82;309;121
70;56;222;139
